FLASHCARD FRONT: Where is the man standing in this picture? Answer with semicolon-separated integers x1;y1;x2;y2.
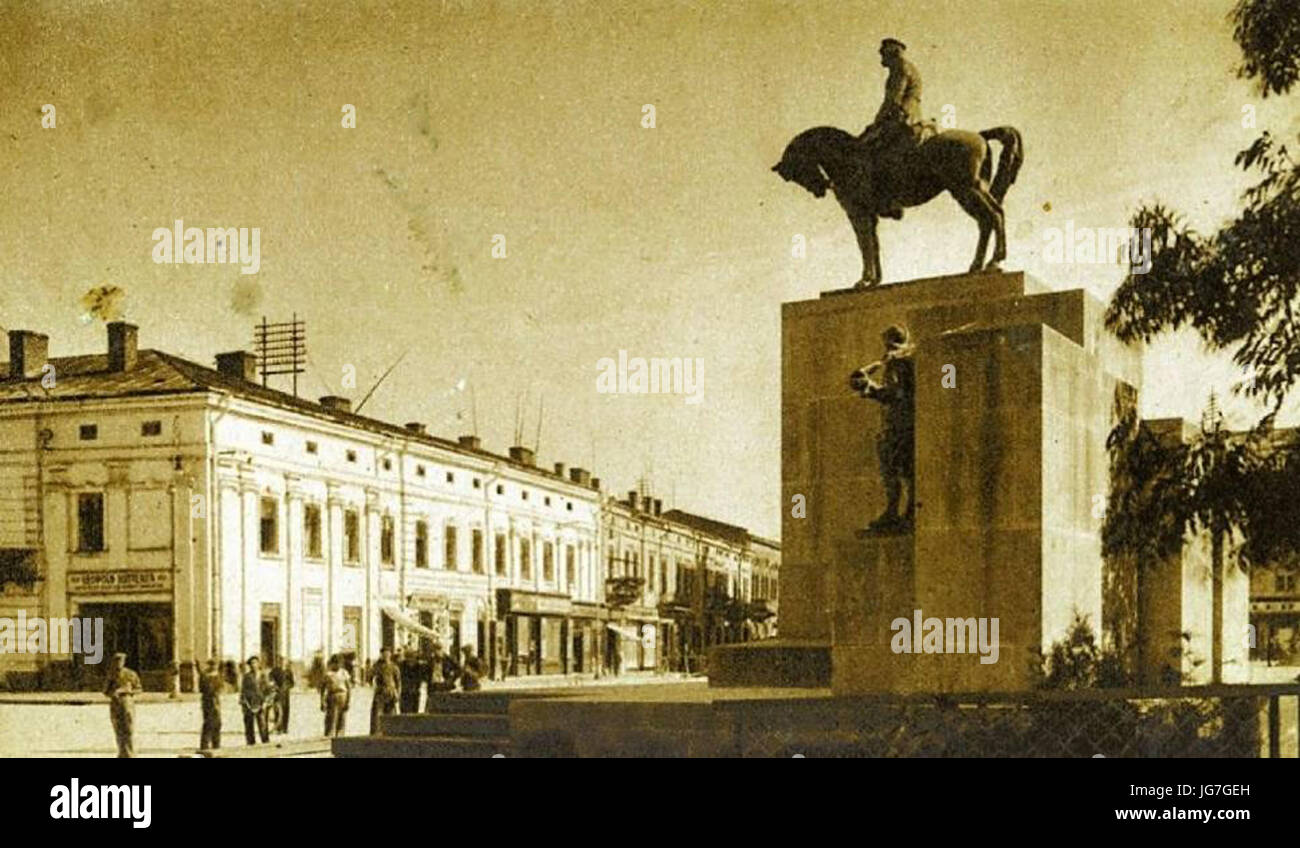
240;656;270;745
859;38;923;220
367;647;401;734
398;647;423;714
270;656;294;734
104;652;141;758
198;658;223;750
320;655;351;737
850;324;917;534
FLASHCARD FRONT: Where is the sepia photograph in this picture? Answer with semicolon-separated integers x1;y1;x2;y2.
0;0;1296;827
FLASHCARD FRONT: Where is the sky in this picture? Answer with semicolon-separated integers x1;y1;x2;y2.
1;0;1295;540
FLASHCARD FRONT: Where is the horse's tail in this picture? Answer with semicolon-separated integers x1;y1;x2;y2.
978;126;1023;204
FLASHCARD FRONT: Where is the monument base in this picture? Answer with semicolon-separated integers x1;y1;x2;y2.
707;639;831;688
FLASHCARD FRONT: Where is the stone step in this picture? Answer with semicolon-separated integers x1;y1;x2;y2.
382;712;510;737
332;734;509;758
423;692;514;715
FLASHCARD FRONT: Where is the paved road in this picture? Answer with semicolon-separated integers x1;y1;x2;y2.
0;689;375;758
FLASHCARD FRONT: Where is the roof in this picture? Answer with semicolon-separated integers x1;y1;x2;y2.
0;349;584;489
661;508;751;547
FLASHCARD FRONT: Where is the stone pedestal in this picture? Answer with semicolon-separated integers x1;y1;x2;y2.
779;270;1142;693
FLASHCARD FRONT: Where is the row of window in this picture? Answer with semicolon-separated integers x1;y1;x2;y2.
78;421;163;441
257;496;582;583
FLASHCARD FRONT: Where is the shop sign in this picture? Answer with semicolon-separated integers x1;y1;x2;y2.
67;570;173;594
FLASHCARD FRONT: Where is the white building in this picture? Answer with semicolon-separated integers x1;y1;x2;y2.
0;324;605;688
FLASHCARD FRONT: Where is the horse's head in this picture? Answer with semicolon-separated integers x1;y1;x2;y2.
772;126;859;199
771;154;829;198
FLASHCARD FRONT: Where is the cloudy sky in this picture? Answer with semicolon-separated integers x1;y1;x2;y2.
1;0;1294;538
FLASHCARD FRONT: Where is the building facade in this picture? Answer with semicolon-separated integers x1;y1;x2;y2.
0;324;777;689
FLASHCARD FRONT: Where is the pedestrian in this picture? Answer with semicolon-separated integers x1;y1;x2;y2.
307;652;326;691
398;647;423;714
240;656;270;745
104;652;141;758
270;657;294;733
459;646;484;692
321;654;351;737
222;658;239;690
198;658;223;750
367;647;400;734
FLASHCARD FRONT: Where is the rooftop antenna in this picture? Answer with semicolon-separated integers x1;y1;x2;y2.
534;395;544;454
354;349;409;415
252;314;306;396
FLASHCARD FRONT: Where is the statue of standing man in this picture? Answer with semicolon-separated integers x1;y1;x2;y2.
850;325;916;534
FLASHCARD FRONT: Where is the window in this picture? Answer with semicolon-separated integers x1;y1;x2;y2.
304;504;323;558
346;450;357;463
566;545;575;587
445;471;454;484
141;420;162;437
566;501;573;511
544;496;551;507
521;490;529;501
344;510;360;563
444;525;458;570
259;497;279;554
473;478;481;489
543;541;555;581
79;424;97;441
261;431;274;446
415;521;429;568
416;464;426;477
471;528;484;573
495;534;507;577
496;484;504;495
306;440;318;455
76;493;105;552
383;458;392;471
1277;572;1296;593
520;538;532;580
380;515;395;566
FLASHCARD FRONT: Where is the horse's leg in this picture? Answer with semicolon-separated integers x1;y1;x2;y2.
847;209;881;287
950;187;994;272
979;187;1008;267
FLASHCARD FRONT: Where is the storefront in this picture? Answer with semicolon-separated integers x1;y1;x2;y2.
68;568;174;690
496;589;575;676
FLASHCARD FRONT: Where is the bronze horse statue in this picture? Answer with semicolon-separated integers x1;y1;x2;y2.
772;125;1023;286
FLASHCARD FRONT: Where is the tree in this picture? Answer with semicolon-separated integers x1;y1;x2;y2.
1103;1;1300;679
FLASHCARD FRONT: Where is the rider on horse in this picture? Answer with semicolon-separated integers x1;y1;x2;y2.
859;38;923;221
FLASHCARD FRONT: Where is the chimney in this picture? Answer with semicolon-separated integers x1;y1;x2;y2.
215;351;258;382
653;498;663;516
458;435;482;451
7;330;48;380
319;396;352;414
628;491;640;511
508;446;535;467
553;462;566;477
107;322;138;372
404;422;427;435
568;467;591;486
591;477;601;491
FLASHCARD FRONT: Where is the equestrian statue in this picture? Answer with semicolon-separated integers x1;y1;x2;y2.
772;38;1023;287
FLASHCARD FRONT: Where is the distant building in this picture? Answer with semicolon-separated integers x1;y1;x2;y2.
0;324;778;689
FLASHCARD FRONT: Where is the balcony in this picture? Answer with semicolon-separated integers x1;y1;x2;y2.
604;576;645;608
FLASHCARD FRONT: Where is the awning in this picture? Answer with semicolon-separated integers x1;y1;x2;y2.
606;623;642;640
380;604;440;639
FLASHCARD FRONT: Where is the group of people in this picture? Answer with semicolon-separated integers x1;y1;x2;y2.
99;643;489;756
366;643;486;734
197;655;295;749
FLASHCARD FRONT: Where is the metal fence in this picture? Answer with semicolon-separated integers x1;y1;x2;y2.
723;684;1300;757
